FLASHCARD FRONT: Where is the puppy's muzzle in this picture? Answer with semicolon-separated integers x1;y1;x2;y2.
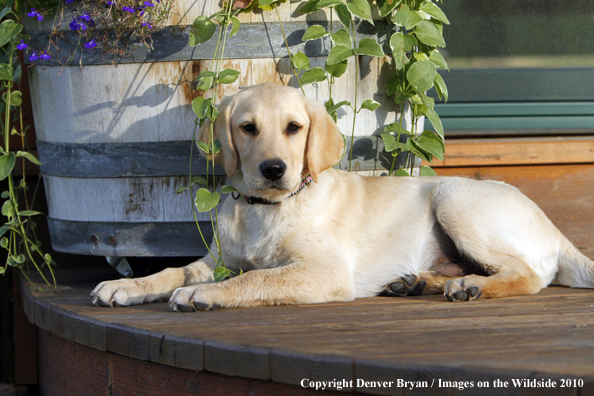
260;159;286;181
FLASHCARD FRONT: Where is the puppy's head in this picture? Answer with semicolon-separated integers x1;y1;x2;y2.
198;83;344;200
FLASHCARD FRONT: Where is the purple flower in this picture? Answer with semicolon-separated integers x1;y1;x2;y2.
122;6;135;12
143;1;154;6
69;19;87;31
16;40;28;50
107;0;115;4
29;52;39;61
65;0;74;4
69;14;95;31
142;22;152;29
84;40;97;49
40;52;51;61
27;8;43;21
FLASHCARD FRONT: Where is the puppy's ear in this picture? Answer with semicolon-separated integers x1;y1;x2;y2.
197;96;239;177
305;100;345;183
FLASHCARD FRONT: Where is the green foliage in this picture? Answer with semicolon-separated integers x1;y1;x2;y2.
189;16;217;46
184;0;451;280
302;25;328;41
0;4;55;287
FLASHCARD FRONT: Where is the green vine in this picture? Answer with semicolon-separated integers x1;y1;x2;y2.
0;2;56;290
186;0;450;280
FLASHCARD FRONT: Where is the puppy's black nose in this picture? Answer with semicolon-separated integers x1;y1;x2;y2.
260;159;286;181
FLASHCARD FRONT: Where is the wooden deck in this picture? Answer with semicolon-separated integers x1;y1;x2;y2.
20;267;594;395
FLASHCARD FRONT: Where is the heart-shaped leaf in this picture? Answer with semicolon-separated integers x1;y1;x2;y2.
302;25;328;41
189;16;216;47
420;1;450;25
360;99;381;111
414;20;446;48
420;165;437;176
0;152;15;181
407;60;437;92
327;45;355;65
300;67;327;85
195;188;220;212
354;38;384;57
218;69;240;84
292;52;310;70
330;30;352;47
347;0;374;25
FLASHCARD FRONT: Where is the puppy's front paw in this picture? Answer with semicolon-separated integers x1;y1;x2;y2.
169;285;218;313
444;277;482;302
91;279;144;307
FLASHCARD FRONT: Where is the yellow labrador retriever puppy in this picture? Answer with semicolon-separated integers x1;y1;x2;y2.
91;82;594;310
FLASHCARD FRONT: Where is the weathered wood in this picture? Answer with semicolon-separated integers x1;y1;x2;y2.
427;137;594;168
37;141;225;177
22;269;594;396
38;330;348;396
271;350;354;390
107;322;151;361
204;340;271;380
46;218;213;256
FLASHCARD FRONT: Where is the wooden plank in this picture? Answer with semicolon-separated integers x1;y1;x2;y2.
204;340;271;380
426;137;594;167
38;330;349;396
433;164;594;259
149;331;176;367
107;322;151;361
24;268;594;391
271;350;354;391
171;335;204;371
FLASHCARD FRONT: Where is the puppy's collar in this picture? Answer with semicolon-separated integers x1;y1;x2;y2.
238;175;313;205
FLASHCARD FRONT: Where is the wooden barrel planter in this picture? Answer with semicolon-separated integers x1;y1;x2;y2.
25;1;407;261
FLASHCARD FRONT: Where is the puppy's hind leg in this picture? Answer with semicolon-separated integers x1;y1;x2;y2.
443;255;542;301
382;271;456;297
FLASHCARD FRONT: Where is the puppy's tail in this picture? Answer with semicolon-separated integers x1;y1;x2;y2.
554;238;594;288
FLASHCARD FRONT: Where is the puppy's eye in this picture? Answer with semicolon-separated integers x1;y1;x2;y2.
241;123;256;134
287;122;301;134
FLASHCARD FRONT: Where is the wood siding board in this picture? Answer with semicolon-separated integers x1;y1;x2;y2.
171;335;205;371
355;360;458;396
271;349;354;390
25;21;393;66
428;137;594;168
37;141;226;178
46;218;213;256
33;298;52;332
149;331;177;367
204;340;271;380
50;305;76;342
107;322;151;360
28;66;76;143
70;66;107;143
73;315;107;351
